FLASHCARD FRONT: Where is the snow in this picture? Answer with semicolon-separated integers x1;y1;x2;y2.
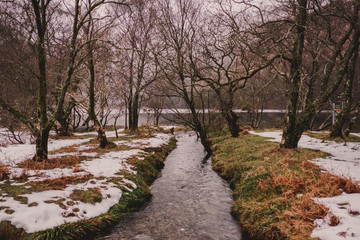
312;193;360;239
0;129;173;233
0;138;92;166
251;130;360;240
0;179;124;233
115;133;171;149
80;149;143;177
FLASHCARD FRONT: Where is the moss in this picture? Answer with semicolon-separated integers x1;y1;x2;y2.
5;209;15;214
44;198;67;210
69;188;103;205
28;202;38;207
0;182;31;204
210;131;358;240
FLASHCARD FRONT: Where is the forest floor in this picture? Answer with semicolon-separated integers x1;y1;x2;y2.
0;126;176;239
210;130;360;240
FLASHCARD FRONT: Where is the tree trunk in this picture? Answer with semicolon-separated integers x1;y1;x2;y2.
124;104;128;129
280;123;302;148
330;46;359;138
32;0;52;160
280;0;308;148
34;128;50;161
129;95;139;131
222;109;239;137
85;8;107;148
128;99;133;130
154;109;161;126
57;107;72;136
198;126;212;154
344;108;359;136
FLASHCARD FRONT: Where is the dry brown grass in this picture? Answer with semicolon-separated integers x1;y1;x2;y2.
12;169;28;182
18;155;86;170
0;163;10;181
29;174;93;191
211;132;360;240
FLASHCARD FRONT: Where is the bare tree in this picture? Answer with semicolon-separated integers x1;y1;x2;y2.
234;0;360;148
155;0;213;154
114;0;158;131
330;48;359;138
0;0;123;160
193;11;279;137
277;0;360;147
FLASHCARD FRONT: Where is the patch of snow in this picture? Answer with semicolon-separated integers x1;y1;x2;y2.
105;129;125;138
79;149;144;177
48;152;77;158
9;167;88;181
120;133;171;149
80;152;98;157
351;133;360;138
312;193;360;239
0;138;93;166
72;131;98;136
114;140;130;146
160;125;177;130
75;144;97;151
0;179;127;233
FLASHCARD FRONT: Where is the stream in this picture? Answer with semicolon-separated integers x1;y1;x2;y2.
93;133;242;240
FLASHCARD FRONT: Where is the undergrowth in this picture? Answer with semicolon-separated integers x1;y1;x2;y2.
210;131;360;240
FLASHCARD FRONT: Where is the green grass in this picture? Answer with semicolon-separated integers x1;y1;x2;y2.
210;131;360;240
69;188;103;205
306;131;360;142
0;182;31;204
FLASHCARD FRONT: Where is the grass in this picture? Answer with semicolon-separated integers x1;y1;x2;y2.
69;188;103;205
306;131;360;142
210;131;360;240
0;182;32;204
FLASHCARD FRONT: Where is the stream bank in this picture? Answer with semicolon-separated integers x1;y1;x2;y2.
93;133;242;240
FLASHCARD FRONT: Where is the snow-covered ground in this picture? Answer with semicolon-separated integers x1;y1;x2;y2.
0;128;172;233
251;130;360;240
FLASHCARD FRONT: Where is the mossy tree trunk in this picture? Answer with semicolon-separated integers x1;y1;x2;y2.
221;108;239;138
129;94;140;131
280;0;308;148
85;5;108;148
330;47;359;138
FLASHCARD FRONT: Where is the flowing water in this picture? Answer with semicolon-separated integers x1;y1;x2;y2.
94;133;242;240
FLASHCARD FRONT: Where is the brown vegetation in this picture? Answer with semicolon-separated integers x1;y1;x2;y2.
0;163;10;181
18;155;86;170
